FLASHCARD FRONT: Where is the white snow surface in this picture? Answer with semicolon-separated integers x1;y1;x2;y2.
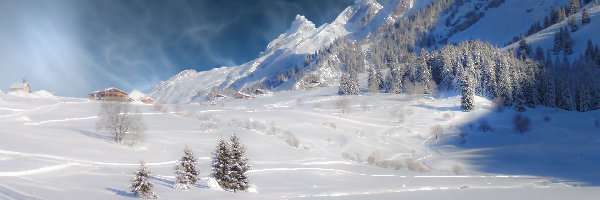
1;81;599;199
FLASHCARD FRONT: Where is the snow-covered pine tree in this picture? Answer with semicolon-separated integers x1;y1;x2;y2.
338;73;350;95
130;161;158;199
211;138;232;189
348;65;360;95
556;78;575;111
582;8;591;25
460;74;475;112
534;45;545;62
553;30;562;55
539;68;556;107
514;86;527;112
563;29;574;55
387;65;403;94
367;68;380;93
228;134;251;192
418;49;435;94
375;66;384;91
174;145;200;190
576;83;591;112
568;15;578;32
569;0;580;16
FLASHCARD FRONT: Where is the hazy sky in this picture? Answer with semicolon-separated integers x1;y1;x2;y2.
0;0;353;97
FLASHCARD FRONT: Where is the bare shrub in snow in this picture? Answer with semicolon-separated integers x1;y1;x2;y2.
514;114;531;134
313;102;322;109
478;119;493;132
544;115;551;122
334;97;351;114
405;159;428;173
341;152;361;162
492;97;504;112
442;112;454;121
153;101;165;112
322;122;337;129
452;165;464;175
201;122;218;132
284;132;300;148
366;151;380;165
295;98;303;110
96;102;147;146
377;160;404;170
360;100;369;111
458;132;467;145
430;125;443;140
392;108;412;124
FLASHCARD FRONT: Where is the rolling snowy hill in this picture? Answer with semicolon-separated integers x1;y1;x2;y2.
1;86;599;199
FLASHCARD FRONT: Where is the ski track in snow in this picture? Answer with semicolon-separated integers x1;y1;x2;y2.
0;184;44;200
0;149;177;177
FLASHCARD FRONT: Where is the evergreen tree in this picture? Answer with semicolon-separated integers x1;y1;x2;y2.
514;86;527;112
553;30;562;55
387;66;403;94
539;68;556;107
211;138;232;189
569;0;581;16
534;45;545;62
228;134;251;192
568;15;578;32
576;84;592;112
348;66;360;95
582;8;591;25
130;161;158;199
174;146;200;190
338;73;350;95
563;30;574;55
367;68;380;93
585;39;596;60
460;74;475;112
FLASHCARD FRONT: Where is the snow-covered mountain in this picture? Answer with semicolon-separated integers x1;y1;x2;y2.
150;0;408;104
150;0;600;104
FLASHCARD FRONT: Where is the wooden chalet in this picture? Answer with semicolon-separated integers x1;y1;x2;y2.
89;87;132;102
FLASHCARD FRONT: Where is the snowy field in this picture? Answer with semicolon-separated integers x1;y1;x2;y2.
0;88;599;199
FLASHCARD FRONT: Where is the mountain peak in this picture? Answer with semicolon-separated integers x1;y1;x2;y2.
287;15;316;35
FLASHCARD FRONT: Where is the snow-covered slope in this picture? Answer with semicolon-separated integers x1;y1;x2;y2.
430;0;570;46
505;4;600;60
1;84;600;199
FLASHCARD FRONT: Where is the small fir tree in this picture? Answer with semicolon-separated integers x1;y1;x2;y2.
130;161;158;199
582;8;591;25
568;15;578;32
174;146;200;190
228;134;251;192
211;138;232;189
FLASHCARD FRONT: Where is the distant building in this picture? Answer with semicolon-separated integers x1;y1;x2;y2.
9;77;31;93
253;89;270;95
233;92;252;99
141;97;154;104
89;87;132;102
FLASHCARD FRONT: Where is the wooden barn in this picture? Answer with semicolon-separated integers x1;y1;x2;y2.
89;87;132;102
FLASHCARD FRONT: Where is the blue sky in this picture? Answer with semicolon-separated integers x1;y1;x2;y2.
0;0;353;97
